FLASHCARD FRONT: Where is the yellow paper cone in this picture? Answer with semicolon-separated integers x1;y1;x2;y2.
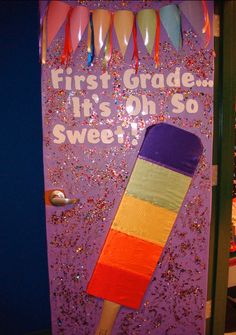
114;10;134;57
92;9;111;56
137;9;157;55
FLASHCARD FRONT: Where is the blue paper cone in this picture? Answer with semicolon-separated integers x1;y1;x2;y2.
160;4;182;50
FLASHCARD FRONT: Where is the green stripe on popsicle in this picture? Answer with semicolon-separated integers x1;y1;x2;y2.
126;158;191;212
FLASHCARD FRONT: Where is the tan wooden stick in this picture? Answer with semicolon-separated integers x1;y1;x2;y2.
95;300;121;335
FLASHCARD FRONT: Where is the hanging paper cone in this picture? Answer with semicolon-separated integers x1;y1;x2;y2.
201;0;211;47
137;9;156;55
132;14;139;74
41;13;47;64
154;11;161;67
70;6;89;52
61;8;73;65
114;10;134;57
103;13;114;71
92;9;111;56
39;1;49;64
179;1;204;41
160;4;182;50
39;0;49;17
47;0;71;47
87;12;95;66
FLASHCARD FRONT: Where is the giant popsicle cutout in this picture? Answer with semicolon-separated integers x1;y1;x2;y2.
87;123;203;335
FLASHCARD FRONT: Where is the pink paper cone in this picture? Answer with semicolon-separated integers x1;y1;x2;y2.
70;6;89;52
47;0;71;47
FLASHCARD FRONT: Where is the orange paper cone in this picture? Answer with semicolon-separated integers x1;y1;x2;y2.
114;10;134;57
92;9;111;56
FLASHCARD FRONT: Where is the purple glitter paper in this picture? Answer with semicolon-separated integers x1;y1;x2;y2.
40;1;214;334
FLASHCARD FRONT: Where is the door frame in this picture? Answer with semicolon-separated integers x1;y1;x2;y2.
207;1;236;335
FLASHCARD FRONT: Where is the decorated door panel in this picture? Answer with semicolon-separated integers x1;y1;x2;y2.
40;1;214;334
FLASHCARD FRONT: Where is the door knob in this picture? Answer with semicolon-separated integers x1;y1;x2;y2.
49;190;79;206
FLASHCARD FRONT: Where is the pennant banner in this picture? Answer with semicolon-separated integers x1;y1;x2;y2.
40;1;214;335
43;0;211;66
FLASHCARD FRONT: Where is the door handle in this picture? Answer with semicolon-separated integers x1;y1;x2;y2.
49;190;79;206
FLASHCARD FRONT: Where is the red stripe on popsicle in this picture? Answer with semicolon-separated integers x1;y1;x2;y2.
87;229;163;309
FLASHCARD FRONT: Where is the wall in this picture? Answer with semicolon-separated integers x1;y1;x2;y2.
0;1;51;334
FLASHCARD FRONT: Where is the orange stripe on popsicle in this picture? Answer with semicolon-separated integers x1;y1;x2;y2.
96;229;163;275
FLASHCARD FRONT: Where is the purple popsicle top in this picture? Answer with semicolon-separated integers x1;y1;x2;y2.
139;123;203;177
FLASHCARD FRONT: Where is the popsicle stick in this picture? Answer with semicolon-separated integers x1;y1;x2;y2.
95;300;120;335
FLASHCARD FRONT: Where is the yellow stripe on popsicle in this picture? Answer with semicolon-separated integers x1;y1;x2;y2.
112;194;177;246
